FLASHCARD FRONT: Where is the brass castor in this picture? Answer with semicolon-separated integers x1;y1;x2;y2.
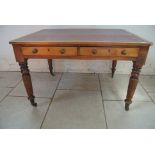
31;102;37;107
29;96;37;107
50;71;55;76
125;103;130;111
124;99;132;111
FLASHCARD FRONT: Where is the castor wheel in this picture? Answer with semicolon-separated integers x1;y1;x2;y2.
50;72;55;76
125;103;129;111
31;102;37;107
124;99;132;111
28;96;37;107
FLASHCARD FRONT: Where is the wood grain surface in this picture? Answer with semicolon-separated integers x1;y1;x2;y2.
10;29;151;46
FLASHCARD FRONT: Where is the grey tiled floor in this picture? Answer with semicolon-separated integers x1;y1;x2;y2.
0;71;155;129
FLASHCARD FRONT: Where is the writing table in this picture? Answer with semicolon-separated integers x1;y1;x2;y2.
10;29;152;111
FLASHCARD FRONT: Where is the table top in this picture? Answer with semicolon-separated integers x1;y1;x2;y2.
10;29;151;46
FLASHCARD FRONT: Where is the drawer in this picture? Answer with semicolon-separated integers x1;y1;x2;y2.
79;47;139;57
22;47;77;56
112;48;139;57
79;47;110;56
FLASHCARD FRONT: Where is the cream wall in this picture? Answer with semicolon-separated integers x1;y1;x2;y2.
0;25;155;75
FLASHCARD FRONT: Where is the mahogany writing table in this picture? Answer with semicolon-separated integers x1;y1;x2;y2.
10;29;152;111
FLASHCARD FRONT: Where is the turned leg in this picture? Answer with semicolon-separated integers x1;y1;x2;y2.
19;60;37;107
111;60;117;78
125;61;142;111
48;59;55;76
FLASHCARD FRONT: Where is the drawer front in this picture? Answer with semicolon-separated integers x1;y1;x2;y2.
79;47;110;56
22;47;77;56
79;47;139;57
113;48;139;57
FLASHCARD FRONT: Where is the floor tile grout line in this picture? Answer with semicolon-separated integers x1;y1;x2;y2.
0;78;22;104
8;95;52;99
7;78;22;95
139;78;155;93
1;71;155;76
144;90;155;93
139;81;155;104
103;99;152;102
40;73;63;129
98;74;108;129
0;88;15;104
57;88;100;92
0;86;17;89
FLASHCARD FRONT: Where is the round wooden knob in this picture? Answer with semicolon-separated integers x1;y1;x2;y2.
92;49;97;55
60;49;65;54
32;48;38;54
121;50;127;55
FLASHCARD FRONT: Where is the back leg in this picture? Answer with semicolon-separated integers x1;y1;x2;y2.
48;59;55;76
111;60;117;78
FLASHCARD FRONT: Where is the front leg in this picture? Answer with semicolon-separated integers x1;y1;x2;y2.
125;61;142;111
19;59;37;107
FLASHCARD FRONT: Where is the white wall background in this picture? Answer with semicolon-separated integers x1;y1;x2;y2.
0;25;155;75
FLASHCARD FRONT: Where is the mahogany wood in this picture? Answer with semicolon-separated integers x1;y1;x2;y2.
79;47;139;57
125;61;142;111
22;47;77;56
10;29;152;110
48;59;54;76
19;59;36;106
112;60;117;78
10;29;151;46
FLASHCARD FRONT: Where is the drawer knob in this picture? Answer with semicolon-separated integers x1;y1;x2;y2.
32;48;38;54
121;50;127;55
60;49;66;54
92;49;97;55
